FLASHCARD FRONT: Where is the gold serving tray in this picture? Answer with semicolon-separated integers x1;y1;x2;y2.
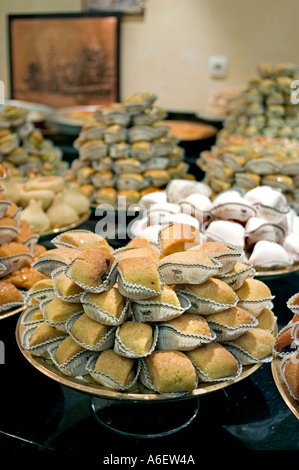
16;315;262;402
37;210;91;238
271;356;299;420
254;262;299;279
1;305;25;321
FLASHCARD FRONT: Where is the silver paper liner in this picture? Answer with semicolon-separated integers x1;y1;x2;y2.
216;263;256;290
25;286;56;306
0;252;32;277
79;144;108;161
0;297;24;313
245;159;282;174
109;143;131;159
287;293;299;316
128;126;156;143
114;324;159;358
48;341;94;377
40;298;84;333
103;128;127;144
51;266;84;304
20;305;43;325
210;202;256;222
0;225;19;244
131;292;191;323
188;346;243;382
81;291;131;326
0;200;12;218
86;353;141;391
139;357;197;397
21;323;66;358
66;312;116;351
221;341;273;365
280;354;299;402
117;267;165;300
206;312;258;342
156;324;216;351
245;222;285;246
157;258;222;285
237;297;275;316
176;289;238;315
23;234;39;254
192;242;244;275
32;256;72;277
64;258;118;294
253;203;290;224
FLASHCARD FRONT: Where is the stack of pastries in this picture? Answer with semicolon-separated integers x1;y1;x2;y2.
0;173;49;314
20;226;276;395
273;292;299;402
197;63;299;212
0;104;67;178
66;92;193;208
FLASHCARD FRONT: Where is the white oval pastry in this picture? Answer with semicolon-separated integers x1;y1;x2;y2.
283;233;299;262
248;240;293;268
205;220;245;249
211;190;256;222
245;217;285;246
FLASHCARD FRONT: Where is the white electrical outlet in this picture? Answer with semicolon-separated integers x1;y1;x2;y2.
209;56;228;78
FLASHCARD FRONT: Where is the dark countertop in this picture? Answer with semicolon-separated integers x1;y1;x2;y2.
0;213;298;458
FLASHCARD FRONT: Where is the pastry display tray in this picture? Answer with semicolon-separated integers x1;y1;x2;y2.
0;305;25;321
271;356;299;420
37;211;91;238
254;262;299;279
16;315;262;403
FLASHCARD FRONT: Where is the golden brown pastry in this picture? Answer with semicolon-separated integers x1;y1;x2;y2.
29;322;67;347
235;278;272;302
71;313;112;346
0;280;23;305
256;307;275;330
94;349;135;386
87;287;127;318
144;285;181;307
186;342;239;379
283;359;299;400
44;297;83;323
117;321;154;355
158;249;215;266
118;256;162;292
58;231;113;253
229;328;275;359
55;271;84;297
55;336;85;365
1;266;48;290
179;278;236;305
205;306;252;327
143;350;197;393
36;248;81;264
69;249;115;288
161;313;212;336
160;224;201;256
0;242;31;258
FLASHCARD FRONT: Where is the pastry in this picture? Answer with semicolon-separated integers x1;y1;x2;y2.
256;307;275;330
117;321;154;355
68;249;115;289
186;342;239;380
85;287;127;319
1;266;48;290
161;313;212;336
24;176;64;193
179;278;237;306
117;256;163;293
20;199;50;233
55;336;85;365
29;278;54;293
57;231;113;253
143;350;197;393
235;278;272;302
144;285;181;308
159;223;201;256
158;249;215;266
283;359;299;400
0;242;31;257
94;349;135;386
205;306;252;327
229;328;275;359
44;297;83;323
71;313;112;346
54;271;84;297
29;322;67;347
0;280;23;305
36;248;81;265
118;189;140;205
95;187;117;205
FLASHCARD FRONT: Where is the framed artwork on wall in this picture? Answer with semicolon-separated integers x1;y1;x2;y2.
84;0;145;16
8;12;120;108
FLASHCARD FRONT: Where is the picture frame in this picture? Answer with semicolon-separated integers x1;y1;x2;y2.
8;12;120;108
84;0;145;16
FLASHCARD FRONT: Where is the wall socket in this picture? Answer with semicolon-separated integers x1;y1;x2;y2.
209;56;228;78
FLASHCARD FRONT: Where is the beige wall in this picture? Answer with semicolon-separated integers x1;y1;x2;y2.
1;0;299;112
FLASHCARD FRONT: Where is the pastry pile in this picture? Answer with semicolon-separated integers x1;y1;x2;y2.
0;105;67;178
273;292;299;402
0;175;48;313
66;92;194;207
21;227;276;395
2;176;90;233
131;180;299;270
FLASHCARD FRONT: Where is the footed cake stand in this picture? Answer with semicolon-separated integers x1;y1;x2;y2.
16;316;262;438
